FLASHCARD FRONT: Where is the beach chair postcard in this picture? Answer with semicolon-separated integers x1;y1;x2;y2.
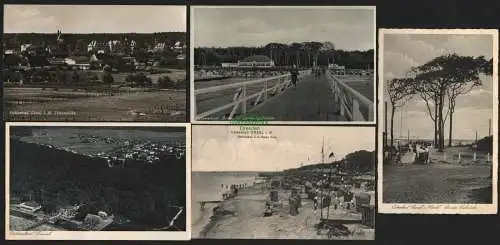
378;28;498;214
190;5;376;125
192;125;376;239
5;122;191;240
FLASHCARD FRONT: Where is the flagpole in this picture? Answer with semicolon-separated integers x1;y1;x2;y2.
326;147;334;221
320;137;324;220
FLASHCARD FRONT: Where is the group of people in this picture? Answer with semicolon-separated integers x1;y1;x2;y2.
394;142;431;164
289;65;327;88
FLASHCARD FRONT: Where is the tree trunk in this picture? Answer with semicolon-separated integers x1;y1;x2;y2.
448;108;454;147
438;92;445;152
390;104;396;155
434;100;438;146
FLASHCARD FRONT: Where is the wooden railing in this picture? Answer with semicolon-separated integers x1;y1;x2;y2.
326;69;374;121
194;70;310;120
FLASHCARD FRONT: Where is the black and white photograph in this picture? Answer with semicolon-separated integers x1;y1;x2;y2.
5;122;191;240
192;125;375;239
378;29;498;214
3;5;187;122
190;6;375;124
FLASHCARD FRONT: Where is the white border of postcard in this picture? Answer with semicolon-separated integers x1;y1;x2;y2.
5;122;192;240
189;5;377;125
377;28;499;214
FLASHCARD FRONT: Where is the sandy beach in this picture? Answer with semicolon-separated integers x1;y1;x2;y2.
194;186;374;240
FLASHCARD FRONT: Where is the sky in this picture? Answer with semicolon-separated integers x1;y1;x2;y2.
382;33;496;140
192;126;375;172
192;7;374;51
4;5;186;33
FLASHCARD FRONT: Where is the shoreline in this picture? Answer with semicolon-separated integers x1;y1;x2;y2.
194;186;374;240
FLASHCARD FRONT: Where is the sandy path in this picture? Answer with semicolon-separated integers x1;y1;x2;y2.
384;147;493;203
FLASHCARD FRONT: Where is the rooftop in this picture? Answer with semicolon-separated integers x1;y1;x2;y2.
240;55;273;63
21;201;41;208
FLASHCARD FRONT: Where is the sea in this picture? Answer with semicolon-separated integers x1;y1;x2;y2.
191;171;258;237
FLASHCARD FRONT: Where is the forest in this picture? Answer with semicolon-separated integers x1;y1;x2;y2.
291;150;376;174
9;139;187;230
194;42;374;69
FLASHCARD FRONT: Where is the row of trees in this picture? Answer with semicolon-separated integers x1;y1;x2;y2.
194;42;374;69
4;32;186;53
292;150;376;174
386;53;493;152
124;73;187;89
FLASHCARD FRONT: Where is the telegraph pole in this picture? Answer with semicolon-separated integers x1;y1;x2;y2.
320;137;324;220
384;101;388;147
489;118;491;136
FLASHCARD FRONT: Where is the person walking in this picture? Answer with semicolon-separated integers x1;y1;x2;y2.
291;64;298;87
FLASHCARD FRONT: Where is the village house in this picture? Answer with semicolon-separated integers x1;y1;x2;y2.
18;201;42;212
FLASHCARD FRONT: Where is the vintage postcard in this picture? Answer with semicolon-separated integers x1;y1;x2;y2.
190;6;376;125
191;125;376;239
5;122;191;240
378;29;498;214
3;5;187;122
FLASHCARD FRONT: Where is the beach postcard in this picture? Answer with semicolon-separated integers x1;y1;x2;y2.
192;125;376;239
5;122;191;240
190;5;376;125
378;29;498;214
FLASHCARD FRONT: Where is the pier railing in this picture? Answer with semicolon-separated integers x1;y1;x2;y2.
194;70;310;120
326;69;374;121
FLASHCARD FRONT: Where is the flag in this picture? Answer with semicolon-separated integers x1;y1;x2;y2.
329;152;335;158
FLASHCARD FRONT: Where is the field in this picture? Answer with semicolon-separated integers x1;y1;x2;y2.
4;69;187;122
383;147;493;203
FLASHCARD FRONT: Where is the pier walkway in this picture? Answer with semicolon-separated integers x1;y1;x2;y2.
193;69;374;122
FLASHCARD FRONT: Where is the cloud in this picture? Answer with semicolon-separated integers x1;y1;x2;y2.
234;18;270;34
383;51;419;79
4;5;186;33
192;126;375;172
193;7;374;50
443;35;493;59
383;33;494;77
4;6;58;33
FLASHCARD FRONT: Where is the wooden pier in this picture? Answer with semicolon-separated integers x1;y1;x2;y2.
198;200;222;210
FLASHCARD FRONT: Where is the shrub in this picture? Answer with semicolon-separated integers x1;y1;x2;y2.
173;80;187;89
126;73;152;87
157;76;175;89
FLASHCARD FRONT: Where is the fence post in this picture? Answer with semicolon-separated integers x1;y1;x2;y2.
193;93;197;119
352;99;363;121
264;79;268;101
242;85;247;116
368;103;374;121
339;94;345;118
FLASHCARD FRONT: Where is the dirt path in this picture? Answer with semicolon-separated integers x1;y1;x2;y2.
383;163;492;203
